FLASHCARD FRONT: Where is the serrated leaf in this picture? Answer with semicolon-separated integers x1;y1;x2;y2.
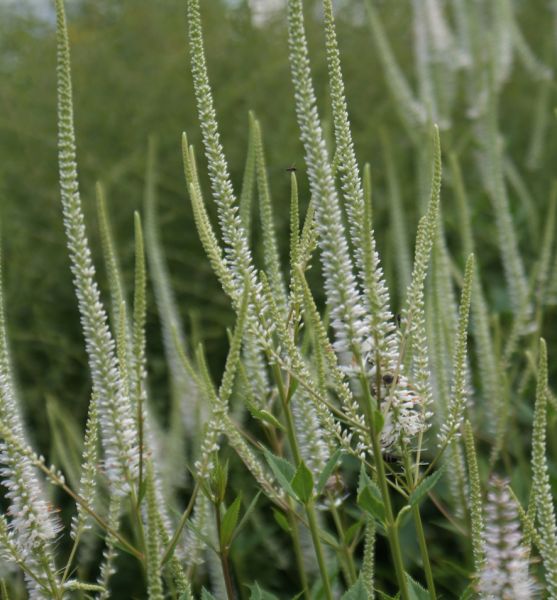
263;449;296;497
220;494;242;548
405;573;430;600
357;482;386;522
316;449;342;495
247;582;280;600
291;461;314;504
340;577;367;600
273;509;291;533
409;467;445;507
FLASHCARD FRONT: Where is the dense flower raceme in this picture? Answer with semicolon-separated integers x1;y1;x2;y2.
478;477;537;599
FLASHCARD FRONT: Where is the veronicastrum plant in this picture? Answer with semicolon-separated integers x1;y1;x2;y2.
0;0;556;599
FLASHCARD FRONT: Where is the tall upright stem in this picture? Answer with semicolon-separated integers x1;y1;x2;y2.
272;364;334;600
403;453;437;599
358;371;410;600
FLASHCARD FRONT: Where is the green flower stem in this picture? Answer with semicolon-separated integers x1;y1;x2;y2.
403;452;436;599
286;503;311;599
272;364;334;600
215;503;236;600
358;371;410;600
329;501;357;586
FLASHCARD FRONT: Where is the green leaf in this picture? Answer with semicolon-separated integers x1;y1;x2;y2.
373;409;384;434
137;477;148;506
201;589;218;600
273;509;291;533
357;466;385;522
316;449;342;495
458;585;475;600
405;573;430;600
251;408;285;432
344;520;363;545
291;461;314;504
220;495;242;548
248;582;280;600
233;491;261;542
263;449;296;497
395;505;411;528
409;467;445;507
357;482;386;522
340;577;367;600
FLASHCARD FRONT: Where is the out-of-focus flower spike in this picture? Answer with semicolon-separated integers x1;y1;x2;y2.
478;476;536;599
71;392;99;540
0;237;60;597
365;0;426;129
147;138;203;443
145;462;164;600
463;420;486;575
381;133;411;299
531;339;557;595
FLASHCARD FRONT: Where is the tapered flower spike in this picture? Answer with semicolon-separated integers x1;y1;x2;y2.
239;114;257;238
463;420;486;574
362;517;376;599
405;126;442;402
70;392;99;540
479;81;531;334
478;476;536;599
439;254;474;445
186;0;257;296
147;137;202;440
55;0;139;494
96;496;121;600
96;182;126;334
252;115;288;314
323;0;398;382
531;338;557;596
381;132;412;298
287;0;366;364
145;462;164;600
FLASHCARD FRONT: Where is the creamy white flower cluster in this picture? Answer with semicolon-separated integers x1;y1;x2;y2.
479;477;536;599
289;0;430;450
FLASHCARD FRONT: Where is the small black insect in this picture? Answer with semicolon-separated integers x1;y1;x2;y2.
286;165;297;173
382;373;399;386
396;313;402;328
